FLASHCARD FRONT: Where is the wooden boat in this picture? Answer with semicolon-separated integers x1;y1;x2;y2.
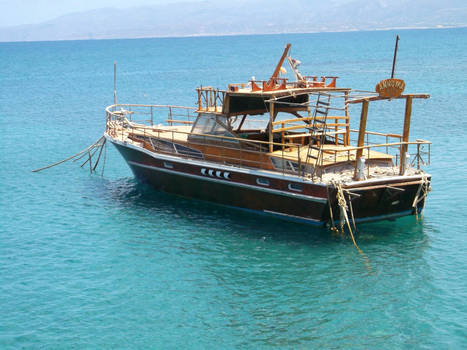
104;44;431;227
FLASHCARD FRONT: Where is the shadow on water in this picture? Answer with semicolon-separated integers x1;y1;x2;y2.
88;176;430;250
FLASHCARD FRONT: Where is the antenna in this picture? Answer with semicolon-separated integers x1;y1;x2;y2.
391;35;400;79
113;61;117;105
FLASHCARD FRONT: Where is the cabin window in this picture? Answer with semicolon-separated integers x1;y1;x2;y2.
270;157;299;173
174;143;203;159
288;183;303;192
163;162;174;169
256;178;270;186
190;113;236;138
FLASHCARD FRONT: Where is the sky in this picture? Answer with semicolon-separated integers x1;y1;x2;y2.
0;0;200;27
0;0;355;27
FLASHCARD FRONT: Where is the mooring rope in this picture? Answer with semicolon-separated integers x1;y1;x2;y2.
412;174;430;221
334;182;359;249
32;135;106;173
101;140;107;176
331;181;371;271
326;184;337;231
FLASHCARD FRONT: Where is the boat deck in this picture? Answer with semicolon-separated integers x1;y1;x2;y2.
129;124;192;143
114;122;394;168
271;144;394;167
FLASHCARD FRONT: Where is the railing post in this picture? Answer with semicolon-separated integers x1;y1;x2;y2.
354;99;369;180
417;143;420;170
269;101;274;153
214;89;217;111
150;106;153;126
197;88;201;110
297;145;301;177
282;146;285;176
281;123;285;150
400;96;413;175
345;91;350;146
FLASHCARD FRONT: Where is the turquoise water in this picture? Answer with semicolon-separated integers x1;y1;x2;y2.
1;29;467;349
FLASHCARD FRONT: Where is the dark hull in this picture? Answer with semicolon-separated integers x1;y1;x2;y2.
111;139;429;226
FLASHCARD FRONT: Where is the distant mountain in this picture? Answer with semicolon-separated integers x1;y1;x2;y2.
1;0;466;42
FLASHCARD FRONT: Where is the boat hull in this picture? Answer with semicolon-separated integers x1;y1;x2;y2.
110;138;429;226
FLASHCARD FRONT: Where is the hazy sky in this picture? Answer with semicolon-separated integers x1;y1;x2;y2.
0;0;355;27
0;0;200;27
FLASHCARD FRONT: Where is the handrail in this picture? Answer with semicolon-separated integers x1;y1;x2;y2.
106;104;431;179
106;104;196;113
271;115;349;126
120;117;300;149
106;106;430;150
349;128;402;138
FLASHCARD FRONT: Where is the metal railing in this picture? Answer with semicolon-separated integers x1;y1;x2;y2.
106;104;303;176
106;104;431;180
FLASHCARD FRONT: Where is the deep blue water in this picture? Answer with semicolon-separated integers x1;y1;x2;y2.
1;28;467;349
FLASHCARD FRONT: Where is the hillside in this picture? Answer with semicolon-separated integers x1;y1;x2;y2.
1;0;466;42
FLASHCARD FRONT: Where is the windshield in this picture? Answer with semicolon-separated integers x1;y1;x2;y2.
191;113;235;137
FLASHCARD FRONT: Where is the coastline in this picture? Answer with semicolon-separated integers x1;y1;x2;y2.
0;24;466;44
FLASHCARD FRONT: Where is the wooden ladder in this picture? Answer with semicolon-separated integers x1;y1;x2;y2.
304;92;331;178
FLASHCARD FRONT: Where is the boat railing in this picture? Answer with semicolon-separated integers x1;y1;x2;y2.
310;130;431;179
106;104;304;176
106;104;197;126
106;104;431;180
348;129;431;168
272;115;350;146
302;76;338;88
196;87;225;113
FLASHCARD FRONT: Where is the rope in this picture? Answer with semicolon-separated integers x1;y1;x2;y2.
32;136;105;173
326;185;337;231
347;190;357;232
101;140;107;176
412;174;430;220
93;137;107;171
80;145;100;169
332;181;371;271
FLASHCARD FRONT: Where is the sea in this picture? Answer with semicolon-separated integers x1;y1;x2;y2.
1;28;466;349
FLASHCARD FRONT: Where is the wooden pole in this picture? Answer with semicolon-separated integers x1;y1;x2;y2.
354;99;369;179
113;62;117;105
268;43;291;85
344;91;350;146
400;96;412;175
391;35;400;79
269;101;275;153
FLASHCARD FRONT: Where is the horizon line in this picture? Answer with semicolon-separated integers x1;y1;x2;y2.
0;24;466;44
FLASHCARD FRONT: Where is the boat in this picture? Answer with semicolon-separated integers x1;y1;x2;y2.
104;43;431;228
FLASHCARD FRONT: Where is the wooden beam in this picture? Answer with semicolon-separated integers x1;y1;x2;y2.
348;93;429;104
273;123;347;133
269;100;275;152
222;94;230;115
268;43;291;85
400;96;413;175
354;99;369;179
271;115;348;126
344;90;350;146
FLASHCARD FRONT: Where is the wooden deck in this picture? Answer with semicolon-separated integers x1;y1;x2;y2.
117;123;393;169
270;144;393;167
129;125;192;143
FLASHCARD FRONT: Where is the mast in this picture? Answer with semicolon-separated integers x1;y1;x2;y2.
267;43;291;85
391;35;400;79
113;61;117;105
